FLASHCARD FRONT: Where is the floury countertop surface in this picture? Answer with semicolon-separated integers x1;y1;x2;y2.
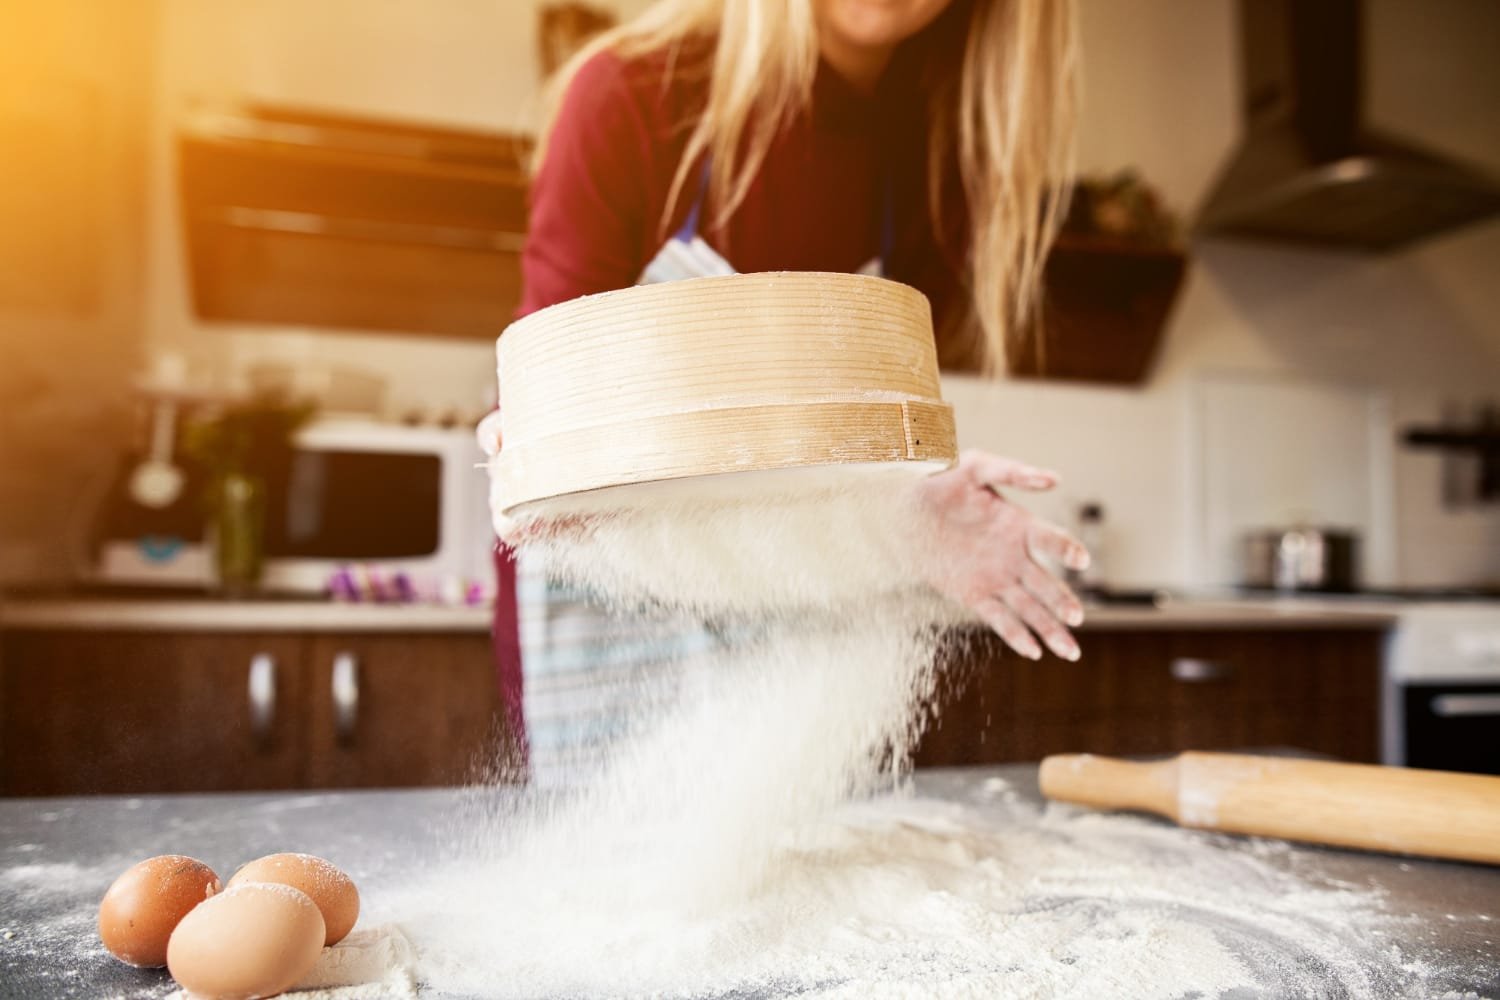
0;593;1405;632
2;765;1496;999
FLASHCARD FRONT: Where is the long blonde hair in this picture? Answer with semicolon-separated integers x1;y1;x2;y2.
536;0;1077;374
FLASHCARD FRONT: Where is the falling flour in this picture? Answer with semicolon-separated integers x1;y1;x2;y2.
338;472;1440;999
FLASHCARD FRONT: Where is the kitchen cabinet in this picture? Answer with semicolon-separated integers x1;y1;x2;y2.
0;630;504;796
303;633;505;789
915;627;1384;767
180;104;531;339
0;632;306;796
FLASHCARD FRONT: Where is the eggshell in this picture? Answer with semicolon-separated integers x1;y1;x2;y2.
228;852;359;946
166;882;325;1000
97;855;220;967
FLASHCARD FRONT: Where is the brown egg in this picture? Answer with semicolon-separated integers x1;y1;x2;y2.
228;852;359;946
166;882;325;1000
97;855;221;967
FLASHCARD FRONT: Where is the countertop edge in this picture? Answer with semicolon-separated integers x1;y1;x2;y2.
0;600;495;633
0;597;1403;633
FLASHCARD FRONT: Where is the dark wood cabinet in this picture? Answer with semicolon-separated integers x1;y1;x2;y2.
0;632;306;795
2;622;1386;793
302;633;503;789
0;630;504;796
915;627;1385;767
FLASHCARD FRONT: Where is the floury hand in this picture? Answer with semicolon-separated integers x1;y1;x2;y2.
912;450;1089;661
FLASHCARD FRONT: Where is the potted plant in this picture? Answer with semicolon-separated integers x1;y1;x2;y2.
183;392;314;595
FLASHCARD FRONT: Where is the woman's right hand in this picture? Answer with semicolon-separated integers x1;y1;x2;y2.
910;450;1088;661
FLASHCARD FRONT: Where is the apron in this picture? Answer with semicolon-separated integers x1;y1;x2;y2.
517;163;892;785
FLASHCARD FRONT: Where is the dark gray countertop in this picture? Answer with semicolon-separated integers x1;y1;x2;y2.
2;766;1496;999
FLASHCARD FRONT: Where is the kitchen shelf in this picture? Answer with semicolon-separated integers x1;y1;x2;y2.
1008;233;1188;385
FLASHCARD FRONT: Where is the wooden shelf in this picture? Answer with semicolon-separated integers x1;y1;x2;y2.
1009;233;1188;385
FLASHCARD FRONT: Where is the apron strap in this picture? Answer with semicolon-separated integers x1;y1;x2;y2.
879;170;895;279
673;158;713;243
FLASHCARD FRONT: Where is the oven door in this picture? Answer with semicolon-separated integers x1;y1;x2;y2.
1402;684;1500;775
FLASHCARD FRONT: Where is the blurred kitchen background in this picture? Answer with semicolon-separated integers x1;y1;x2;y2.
1;0;1497;796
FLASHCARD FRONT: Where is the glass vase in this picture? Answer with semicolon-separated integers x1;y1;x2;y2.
212;472;266;596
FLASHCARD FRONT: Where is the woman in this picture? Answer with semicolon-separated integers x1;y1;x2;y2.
491;0;1088;779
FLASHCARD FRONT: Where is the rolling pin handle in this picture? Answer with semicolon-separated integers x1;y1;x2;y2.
1045;752;1500;865
1039;754;1180;821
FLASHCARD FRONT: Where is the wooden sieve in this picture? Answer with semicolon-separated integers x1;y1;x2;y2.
487;272;958;515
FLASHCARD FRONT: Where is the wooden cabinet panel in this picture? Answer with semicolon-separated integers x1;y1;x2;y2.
1;629;506;795
0;631;305;796
303;633;503;789
180;107;531;339
3;623;1376;792
914;628;1384;768
186;223;523;339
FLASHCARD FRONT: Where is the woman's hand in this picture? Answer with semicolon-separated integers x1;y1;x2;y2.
478;408;596;544
476;409;504;458
912;450;1089;661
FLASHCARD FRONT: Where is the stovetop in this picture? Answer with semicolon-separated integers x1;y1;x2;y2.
1236;585;1500;602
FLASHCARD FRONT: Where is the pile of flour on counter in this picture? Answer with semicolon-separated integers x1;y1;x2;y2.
358;476;1429;998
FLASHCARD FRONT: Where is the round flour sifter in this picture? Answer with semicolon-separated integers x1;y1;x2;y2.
487;272;958;520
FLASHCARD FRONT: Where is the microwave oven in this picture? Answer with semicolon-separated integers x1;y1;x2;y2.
93;419;495;596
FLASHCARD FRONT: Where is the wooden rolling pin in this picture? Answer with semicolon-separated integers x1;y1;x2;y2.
1039;752;1500;865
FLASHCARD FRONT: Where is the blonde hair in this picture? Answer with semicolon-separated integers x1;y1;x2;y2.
536;0;1077;374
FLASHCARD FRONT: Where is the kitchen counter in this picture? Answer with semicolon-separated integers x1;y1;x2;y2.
0;597;494;632
0;594;1400;633
2;765;1495;998
1078;595;1401;630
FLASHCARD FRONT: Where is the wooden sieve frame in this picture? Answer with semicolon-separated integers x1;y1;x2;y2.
488;272;958;513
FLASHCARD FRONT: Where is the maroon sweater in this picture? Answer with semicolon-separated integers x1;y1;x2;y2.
496;41;971;749
520;44;966;325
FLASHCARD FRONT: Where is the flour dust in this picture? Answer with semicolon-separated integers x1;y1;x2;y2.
378;474;1432;998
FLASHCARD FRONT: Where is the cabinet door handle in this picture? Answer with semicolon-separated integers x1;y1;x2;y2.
1431;693;1500;718
1170;657;1235;683
248;653;276;748
332;651;360;747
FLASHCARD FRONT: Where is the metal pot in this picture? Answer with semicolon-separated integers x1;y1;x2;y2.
1241;528;1361;592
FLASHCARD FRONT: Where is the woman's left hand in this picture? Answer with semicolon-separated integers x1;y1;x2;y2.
912;450;1089;661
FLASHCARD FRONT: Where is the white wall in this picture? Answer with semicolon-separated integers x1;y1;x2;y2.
0;2;157;584
139;0;1500;588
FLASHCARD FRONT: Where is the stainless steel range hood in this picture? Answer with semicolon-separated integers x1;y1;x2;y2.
1195;0;1500;252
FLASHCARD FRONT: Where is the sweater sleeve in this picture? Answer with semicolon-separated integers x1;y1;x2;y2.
519;52;656;318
